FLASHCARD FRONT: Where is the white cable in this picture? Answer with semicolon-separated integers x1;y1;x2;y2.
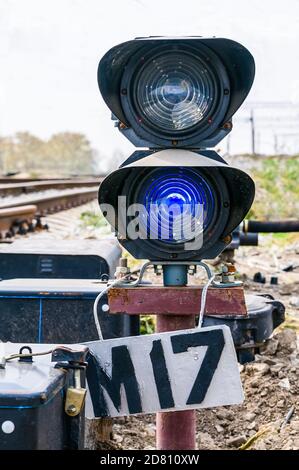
197;275;215;329
94;261;214;338
93;261;153;340
93;279;121;340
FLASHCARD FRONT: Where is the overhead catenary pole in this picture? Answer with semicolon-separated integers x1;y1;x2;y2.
250;109;256;155
226;134;231;156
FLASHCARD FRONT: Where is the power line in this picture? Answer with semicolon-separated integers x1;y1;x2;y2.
244;101;299;108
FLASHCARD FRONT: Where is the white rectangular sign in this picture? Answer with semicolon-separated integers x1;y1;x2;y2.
85;325;243;418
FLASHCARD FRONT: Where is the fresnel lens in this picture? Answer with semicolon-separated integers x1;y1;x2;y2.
133;51;215;133
137;168;215;244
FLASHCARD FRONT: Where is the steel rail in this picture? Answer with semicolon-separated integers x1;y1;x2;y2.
0;187;99;238
0;178;103;196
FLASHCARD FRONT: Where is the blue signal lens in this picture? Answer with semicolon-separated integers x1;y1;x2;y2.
138;168;215;244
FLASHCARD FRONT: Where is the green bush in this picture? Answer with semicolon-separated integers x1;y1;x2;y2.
140;315;155;335
249;156;299;220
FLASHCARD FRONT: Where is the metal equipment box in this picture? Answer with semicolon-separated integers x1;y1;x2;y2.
0;343;87;450
0;238;121;279
0;278;139;343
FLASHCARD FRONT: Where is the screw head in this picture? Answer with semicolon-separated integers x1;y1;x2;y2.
67;404;77;414
222;234;232;244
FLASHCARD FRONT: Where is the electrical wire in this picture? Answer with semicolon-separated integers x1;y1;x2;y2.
93;261;153;340
93;279;122;341
3;349;53;363
197;275;216;329
93;260;215;338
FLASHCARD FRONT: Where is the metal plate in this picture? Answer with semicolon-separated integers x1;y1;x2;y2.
108;285;247;316
85;325;243;418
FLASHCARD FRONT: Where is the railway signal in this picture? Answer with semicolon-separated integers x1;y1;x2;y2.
92;36;261;451
95;36;257;450
0;38;287;452
98;37;255;262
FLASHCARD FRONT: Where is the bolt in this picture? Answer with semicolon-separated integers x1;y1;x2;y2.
67;404;77;414
227;264;236;274
222;234;232;244
221;263;237;284
222;121;232;130
154;264;163;276
188;265;196;275
40;393;47;403
120;258;128;268
115;257;130;279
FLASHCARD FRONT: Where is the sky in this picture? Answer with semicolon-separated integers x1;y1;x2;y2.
1;0;299;170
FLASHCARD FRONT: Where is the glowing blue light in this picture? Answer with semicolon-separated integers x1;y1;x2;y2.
138;168;215;244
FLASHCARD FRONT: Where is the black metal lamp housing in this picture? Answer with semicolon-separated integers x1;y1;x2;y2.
98;37;255;149
99;149;254;261
98;37;255;262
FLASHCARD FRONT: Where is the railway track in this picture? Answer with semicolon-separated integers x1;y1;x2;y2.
0;185;100;239
0;177;102;196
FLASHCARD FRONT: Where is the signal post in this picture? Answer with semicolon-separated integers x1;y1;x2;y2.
108;263;247;450
93;36;256;450
157;263;196;450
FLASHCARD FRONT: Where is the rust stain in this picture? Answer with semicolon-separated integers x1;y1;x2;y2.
108;286;247;316
109;287;129;306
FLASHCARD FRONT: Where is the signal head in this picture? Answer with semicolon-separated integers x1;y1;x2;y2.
98;150;255;261
98;37;255;149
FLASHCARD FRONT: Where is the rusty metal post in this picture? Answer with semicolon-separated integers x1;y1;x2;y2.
156;265;196;450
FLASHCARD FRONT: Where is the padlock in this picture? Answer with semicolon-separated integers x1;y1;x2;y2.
65;369;87;417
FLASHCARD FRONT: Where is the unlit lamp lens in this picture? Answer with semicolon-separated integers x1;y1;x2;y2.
134;52;215;132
